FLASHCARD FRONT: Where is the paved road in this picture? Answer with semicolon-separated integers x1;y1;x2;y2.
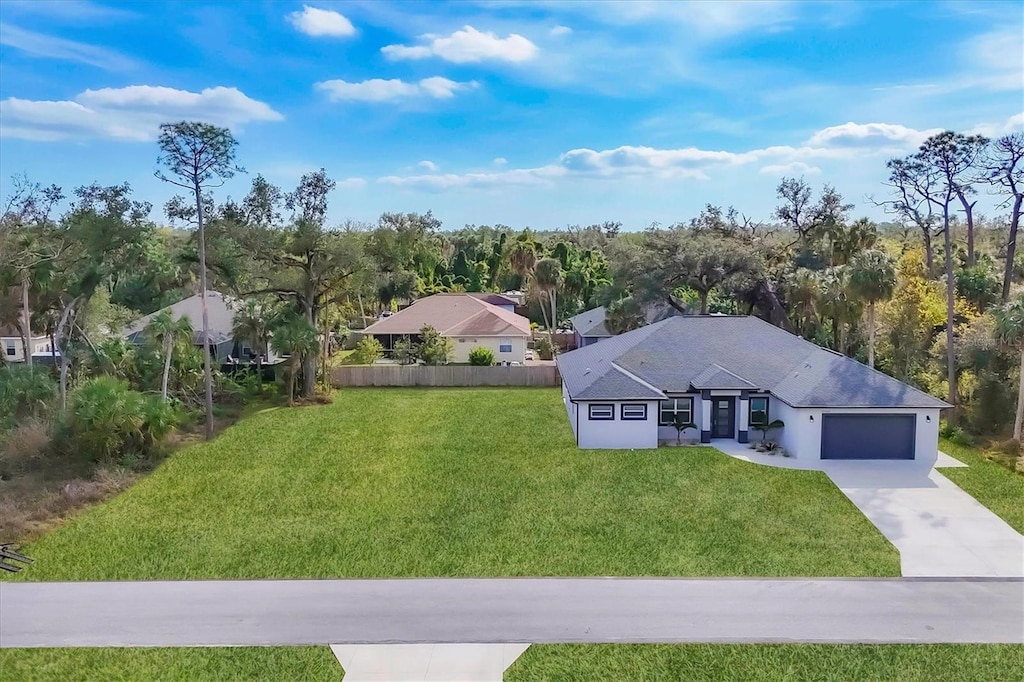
2;578;1022;647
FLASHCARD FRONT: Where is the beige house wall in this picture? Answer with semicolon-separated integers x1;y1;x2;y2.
450;335;527;363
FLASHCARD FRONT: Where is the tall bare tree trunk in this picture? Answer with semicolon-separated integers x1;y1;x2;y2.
161;332;173;401
922;226;934;278
867;302;876;369
942;208;957;406
699;290;709;315
549;290;557;334
1003;195;1022;303
20;269;32;370
1015;346;1024;442
958;192;977;267
194;182;214;440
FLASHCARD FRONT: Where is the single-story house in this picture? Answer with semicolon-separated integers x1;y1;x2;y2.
468;293;518;313
361;293;532;363
1;324;52;363
569;302;681;348
556;315;950;463
122;292;280;367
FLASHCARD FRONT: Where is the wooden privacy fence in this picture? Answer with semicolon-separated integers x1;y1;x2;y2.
332;364;559;387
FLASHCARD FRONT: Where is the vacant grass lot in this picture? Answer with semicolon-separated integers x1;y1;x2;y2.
3;644;1021;681
940;438;1024;534
8;387;897;581
506;644;1024;682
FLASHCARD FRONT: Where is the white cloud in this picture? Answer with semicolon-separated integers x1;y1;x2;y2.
0;85;283;142
418;160;439;171
380;165;566;191
760;161;821;176
314;77;477;102
382;25;538;63
550;25;572;37
805;122;941;149
493;157;508;166
287;5;356;37
969;112;1024;138
337;177;367;189
0;23;136;70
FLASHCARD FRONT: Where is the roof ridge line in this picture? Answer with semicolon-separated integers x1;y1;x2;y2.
610;362;665;396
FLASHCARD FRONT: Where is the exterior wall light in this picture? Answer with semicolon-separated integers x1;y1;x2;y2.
809;415;814;422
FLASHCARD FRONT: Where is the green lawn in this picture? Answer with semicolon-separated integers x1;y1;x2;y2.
506;644;1024;682
940;438;1024;534
3;644;1022;681
8;387;897;581
0;647;343;681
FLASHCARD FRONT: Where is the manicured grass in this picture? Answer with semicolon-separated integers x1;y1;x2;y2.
506;644;1024;682
8;388;897;580
940;438;1024;534
0;647;343;681
4;645;1021;681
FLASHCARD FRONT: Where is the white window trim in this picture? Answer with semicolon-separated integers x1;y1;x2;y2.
588;403;614;421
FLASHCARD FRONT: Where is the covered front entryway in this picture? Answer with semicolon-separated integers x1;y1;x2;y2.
821;414;916;460
710;397;735;439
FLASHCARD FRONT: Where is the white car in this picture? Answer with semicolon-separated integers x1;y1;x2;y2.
524;350;534;361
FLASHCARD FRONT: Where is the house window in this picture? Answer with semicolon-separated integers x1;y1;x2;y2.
749;397;769;427
4;340;15;357
588;404;614;420
620;403;647;421
499;338;512;353
659;397;693;425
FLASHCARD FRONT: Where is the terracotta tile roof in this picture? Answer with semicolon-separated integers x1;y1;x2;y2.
362;294;531;337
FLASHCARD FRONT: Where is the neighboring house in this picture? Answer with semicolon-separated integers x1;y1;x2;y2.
122;292;280;366
570;302;681;348
1;324;52;363
361;293;532;363
557;315;949;463
468;292;519;313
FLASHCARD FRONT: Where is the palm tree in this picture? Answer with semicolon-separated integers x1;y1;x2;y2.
818;266;861;355
231;300;272;374
605;296;645;335
533;257;563;333
508;239;538;289
848;249;896;368
994;293;1024;441
785;268;821;338
146;310;193;401
271;317;319;405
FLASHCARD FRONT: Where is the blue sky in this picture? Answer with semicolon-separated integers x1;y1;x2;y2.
1;0;1021;230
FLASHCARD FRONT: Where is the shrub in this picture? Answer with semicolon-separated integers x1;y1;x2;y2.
468;347;495;366
535;337;554;360
0;365;57;428
351;337;384;365
393;338;417;365
64;377;180;464
419;325;454;365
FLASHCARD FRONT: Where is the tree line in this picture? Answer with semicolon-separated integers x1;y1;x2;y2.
2;124;1023;450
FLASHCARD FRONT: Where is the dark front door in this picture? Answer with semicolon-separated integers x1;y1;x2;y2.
710;397;735;439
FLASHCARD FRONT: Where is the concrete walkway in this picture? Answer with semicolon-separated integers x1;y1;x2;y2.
714;443;1024;578
331;644;529;681
2;578;1022;647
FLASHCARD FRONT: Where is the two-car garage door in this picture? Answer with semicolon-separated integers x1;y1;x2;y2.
821;414;916;460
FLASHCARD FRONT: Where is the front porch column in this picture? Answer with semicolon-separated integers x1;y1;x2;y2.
738;396;749;443
700;392;712;443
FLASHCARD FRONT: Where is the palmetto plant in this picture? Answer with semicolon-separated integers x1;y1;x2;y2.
271;317;319;404
146;310;193;402
994;293;1024;441
848;249;896;369
752;419;785;446
671;414;697;445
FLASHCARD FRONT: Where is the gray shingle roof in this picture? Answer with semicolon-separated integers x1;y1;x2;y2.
569;307;612;338
556;315;950;409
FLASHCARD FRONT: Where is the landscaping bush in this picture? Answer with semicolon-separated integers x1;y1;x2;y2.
468;347;495;366
393;338;417;365
64;377;181;464
0;365;57;428
535;337;554;360
419;325;454;365
351;337;384;365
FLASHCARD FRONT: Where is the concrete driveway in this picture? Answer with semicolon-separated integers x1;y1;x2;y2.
823;461;1024;577
715;443;1024;577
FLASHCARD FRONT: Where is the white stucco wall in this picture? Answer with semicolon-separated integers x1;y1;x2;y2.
576;400;659;449
771;401;941;464
562;382;578;440
656;395;703;442
451;336;527;363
